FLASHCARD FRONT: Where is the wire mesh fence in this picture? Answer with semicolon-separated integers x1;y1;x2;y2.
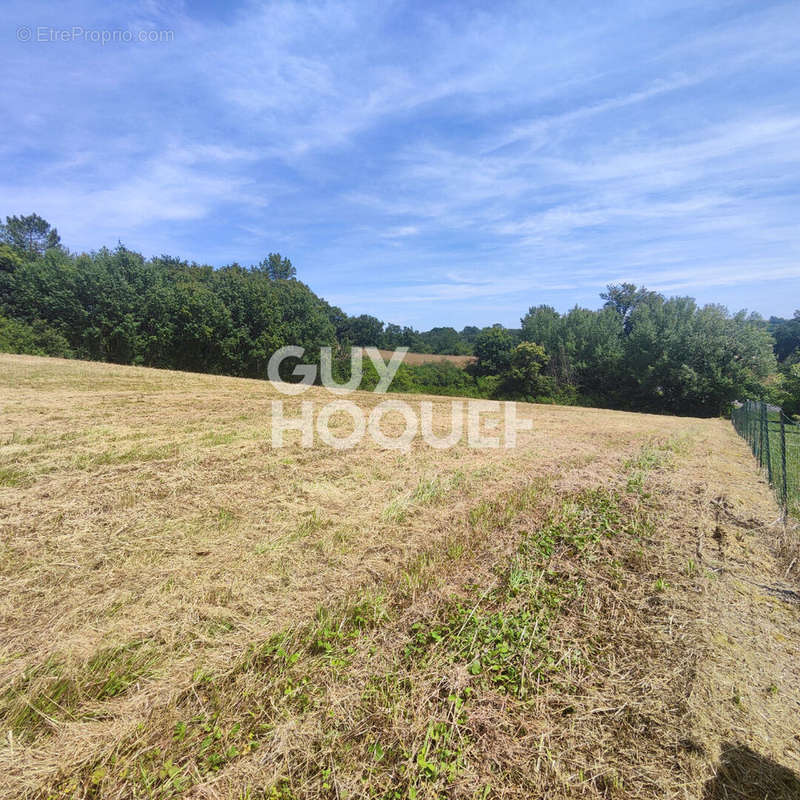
731;400;800;519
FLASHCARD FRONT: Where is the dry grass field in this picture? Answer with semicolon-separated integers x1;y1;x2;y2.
1;353;799;799
369;349;476;368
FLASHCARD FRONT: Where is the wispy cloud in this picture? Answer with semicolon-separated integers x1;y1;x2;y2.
2;0;800;325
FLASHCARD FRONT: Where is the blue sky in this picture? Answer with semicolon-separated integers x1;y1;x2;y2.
3;1;800;329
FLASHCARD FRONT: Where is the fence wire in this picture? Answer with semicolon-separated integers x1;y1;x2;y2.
731;400;800;518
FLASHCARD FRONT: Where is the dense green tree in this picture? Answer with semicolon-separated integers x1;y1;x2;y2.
561;306;625;399
778;363;800;416
258;253;296;280
601;282;660;334
0;243;23;313
321;301;351;345
0;314;72;357
399;326;425;351
2;225;338;378
521;305;561;350
521;304;571;383
504;341;553;398
471;326;514;376
621;297;774;415
381;323;403;348
459;325;480;345
340;314;384;347
1;213;61;258
769;312;800;362
420;326;471;355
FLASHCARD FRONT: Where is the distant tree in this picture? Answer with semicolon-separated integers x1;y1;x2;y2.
400;325;424;351
779;362;800;416
472;326;514;376
460;325;480;345
504;341;553;398
321;301;350;343
0;314;72;358
0;215;782;415
0;243;23;313
601;283;660;334
381;323;403;348
769;311;800;362
521;305;561;350
0;213;61;258
0;243;23;274
420;326;470;355
342;314;384;347
560;306;624;400
621;297;775;415
258;252;296;280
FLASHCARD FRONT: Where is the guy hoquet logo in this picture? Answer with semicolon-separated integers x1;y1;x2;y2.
268;347;532;451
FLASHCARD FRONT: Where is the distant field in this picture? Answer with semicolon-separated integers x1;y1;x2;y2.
371;348;476;367
1;353;798;799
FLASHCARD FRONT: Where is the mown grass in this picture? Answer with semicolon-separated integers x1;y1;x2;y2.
1;638;163;742
7;356;786;799
37;443;667;799
73;443;180;469
403;488;640;701
382;472;467;523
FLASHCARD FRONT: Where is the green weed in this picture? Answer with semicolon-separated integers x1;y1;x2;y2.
0;638;161;740
0;465;26;486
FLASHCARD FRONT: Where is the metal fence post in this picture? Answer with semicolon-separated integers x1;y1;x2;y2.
779;412;788;513
763;403;773;484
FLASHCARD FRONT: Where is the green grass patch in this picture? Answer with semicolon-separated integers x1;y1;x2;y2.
382;471;468;523
73;443;180;469
406;487;633;699
0;638;162;741
200;430;237;447
0;465;27;487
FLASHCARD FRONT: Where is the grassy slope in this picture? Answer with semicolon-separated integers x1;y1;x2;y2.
0;354;798;799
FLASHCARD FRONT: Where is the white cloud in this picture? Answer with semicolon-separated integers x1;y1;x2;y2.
2;0;800;319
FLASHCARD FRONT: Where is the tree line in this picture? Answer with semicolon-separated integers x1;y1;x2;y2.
1;213;797;417
469;287;782;416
